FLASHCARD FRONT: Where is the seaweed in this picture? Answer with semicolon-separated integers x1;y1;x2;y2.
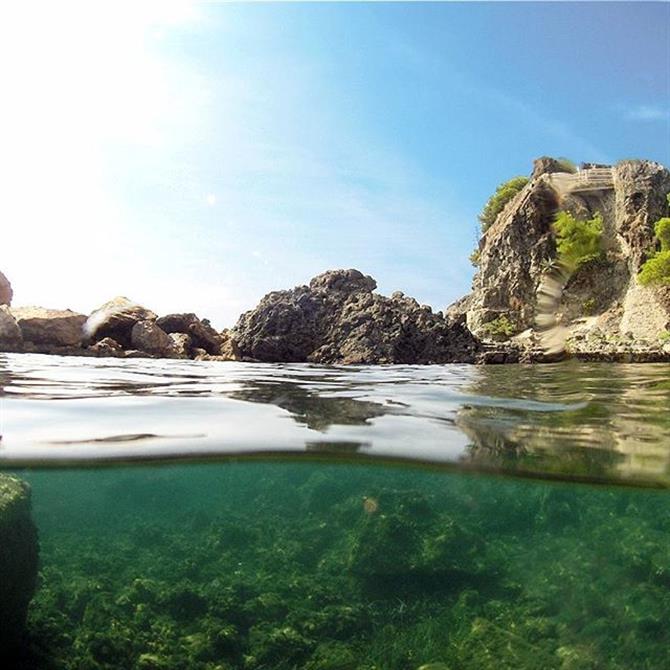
9;463;670;670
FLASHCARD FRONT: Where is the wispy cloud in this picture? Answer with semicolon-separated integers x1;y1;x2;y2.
622;104;670;122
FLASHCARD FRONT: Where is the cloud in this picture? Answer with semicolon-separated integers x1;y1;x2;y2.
623;105;670;122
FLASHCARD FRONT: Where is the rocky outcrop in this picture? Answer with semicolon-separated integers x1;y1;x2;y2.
130;320;177;357
234;269;480;364
0;271;12;306
0;306;22;350
11;307;87;347
0;475;38;650
156;313;223;355
84;297;157;348
455;157;670;359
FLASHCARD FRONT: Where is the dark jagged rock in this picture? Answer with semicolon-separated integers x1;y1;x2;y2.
233;269;481;364
0;270;12;306
0;475;38;651
156;313;223;355
84;297;157;348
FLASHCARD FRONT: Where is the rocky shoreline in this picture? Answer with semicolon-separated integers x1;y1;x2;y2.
1;156;669;365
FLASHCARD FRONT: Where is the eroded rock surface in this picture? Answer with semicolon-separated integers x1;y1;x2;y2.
131;320;177;358
0;271;12;306
84;297;157;348
156;313;223;355
0;306;22;350
11;307;87;347
0;475;38;650
454;157;670;359
234;269;480;364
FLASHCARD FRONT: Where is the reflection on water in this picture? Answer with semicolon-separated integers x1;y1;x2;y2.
1;354;670;486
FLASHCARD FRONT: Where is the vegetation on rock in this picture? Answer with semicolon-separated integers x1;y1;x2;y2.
479;315;516;340
552;211;604;271
478;177;529;231
639;217;670;286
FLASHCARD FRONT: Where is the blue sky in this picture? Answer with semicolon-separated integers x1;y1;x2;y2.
3;2;669;328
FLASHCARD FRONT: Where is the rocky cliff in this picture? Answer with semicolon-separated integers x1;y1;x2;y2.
453;157;670;360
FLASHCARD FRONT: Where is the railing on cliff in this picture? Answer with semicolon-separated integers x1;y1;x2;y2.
548;167;614;195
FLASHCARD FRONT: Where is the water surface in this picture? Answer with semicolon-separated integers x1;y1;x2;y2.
2;354;669;486
2;354;670;669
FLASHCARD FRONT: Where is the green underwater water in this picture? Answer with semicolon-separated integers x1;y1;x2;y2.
11;461;670;670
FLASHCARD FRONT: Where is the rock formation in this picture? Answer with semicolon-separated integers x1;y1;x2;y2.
233;269;480;364
0;306;22;351
84;297;158;348
130;320;178;358
156;313;224;355
11;307;87;347
0;270;12;306
0;475;39;650
453;157;670;361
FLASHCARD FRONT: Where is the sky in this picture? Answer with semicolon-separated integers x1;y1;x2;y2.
2;1;669;329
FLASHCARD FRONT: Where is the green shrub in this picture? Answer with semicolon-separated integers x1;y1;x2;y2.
469;249;481;267
654;218;670;251
637;216;670;286
659;330;670;343
552;211;603;271
638;251;670;286
479;315;516;340
479;176;529;231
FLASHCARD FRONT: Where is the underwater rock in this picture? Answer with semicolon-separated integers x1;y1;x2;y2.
0;305;22;351
11;306;87;347
156;313;223;355
131;320;177;358
0;270;12;306
0;475;38;650
84;297;157;348
233;269;481;364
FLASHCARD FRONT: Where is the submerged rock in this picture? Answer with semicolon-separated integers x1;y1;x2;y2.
0;475;38;650
233;269;480;364
84;297;157;348
0;270;12;306
11;306;87;347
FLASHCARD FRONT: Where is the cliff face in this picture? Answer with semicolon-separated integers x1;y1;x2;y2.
456;157;670;350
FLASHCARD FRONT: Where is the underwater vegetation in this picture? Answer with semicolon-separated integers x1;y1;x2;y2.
7;462;670;670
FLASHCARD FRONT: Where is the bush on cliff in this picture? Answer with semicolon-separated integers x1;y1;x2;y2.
654;217;670;251
552;211;603;270
638;218;670;286
479;176;529;231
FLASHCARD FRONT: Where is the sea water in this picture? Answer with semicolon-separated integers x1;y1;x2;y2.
1;353;669;669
